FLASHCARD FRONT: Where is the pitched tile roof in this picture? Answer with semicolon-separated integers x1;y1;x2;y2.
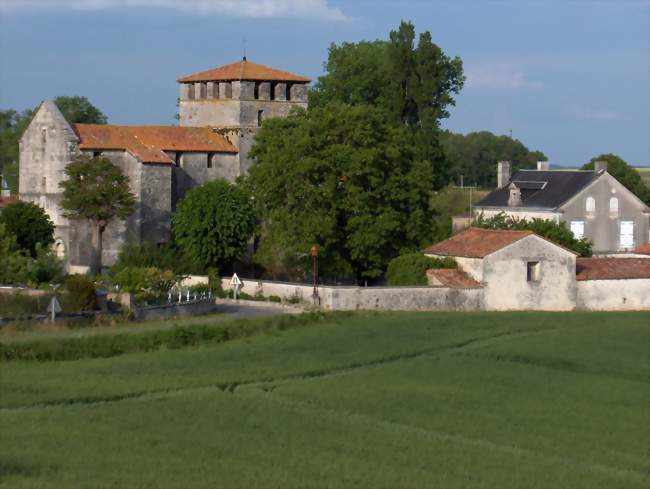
74;124;237;164
0;196;18;209
426;269;482;289
576;258;650;280
475;170;599;209
178;59;311;83
423;228;534;258
633;243;650;255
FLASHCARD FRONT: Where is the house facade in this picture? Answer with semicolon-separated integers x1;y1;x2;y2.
19;59;310;271
473;161;650;253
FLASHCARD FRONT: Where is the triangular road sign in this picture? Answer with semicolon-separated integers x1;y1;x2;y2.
46;296;62;314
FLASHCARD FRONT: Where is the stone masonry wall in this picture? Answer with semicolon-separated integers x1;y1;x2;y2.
576;279;650;311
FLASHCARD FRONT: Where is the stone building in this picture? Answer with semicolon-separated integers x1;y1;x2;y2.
177;58;310;174
18;59;311;271
473;161;650;253
424;227;578;311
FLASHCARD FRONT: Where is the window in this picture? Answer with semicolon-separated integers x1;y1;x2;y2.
41;127;47;145
200;82;208;99
570;221;585;240
620;221;634;249
93;151;102;158
257;110;264;127
286;83;292;101
609;197;619;214
175;152;183;167
207;153;213;169
585;196;595;213
270;82;276;100
187;84;195;100
254;82;260;99
526;261;540;282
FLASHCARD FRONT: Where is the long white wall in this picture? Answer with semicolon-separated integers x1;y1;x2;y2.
220;278;484;312
576;279;650;311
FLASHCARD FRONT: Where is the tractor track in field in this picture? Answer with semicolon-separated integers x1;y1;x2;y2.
0;325;569;412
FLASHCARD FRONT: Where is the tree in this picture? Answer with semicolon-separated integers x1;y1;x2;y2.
247;103;434;281
0;223;29;285
172;180;256;271
473;213;593;257
311;20;464;189
0;201;54;257
53;96;108;125
581;154;650;205
440;130;547;188
59;155;136;275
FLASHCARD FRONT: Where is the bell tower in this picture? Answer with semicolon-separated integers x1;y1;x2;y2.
177;58;310;175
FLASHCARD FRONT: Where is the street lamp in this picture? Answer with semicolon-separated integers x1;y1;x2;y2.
311;245;319;305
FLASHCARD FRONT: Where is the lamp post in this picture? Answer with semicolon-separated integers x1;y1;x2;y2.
311;245;319;305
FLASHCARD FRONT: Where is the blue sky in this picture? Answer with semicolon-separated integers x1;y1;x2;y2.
1;0;648;166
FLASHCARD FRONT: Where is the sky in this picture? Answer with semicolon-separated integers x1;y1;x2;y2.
0;0;648;167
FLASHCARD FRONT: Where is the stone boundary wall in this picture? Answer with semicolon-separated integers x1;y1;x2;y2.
219;277;484;312
576;279;650;311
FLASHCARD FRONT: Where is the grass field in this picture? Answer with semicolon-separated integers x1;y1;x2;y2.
637;167;650;186
1;311;649;488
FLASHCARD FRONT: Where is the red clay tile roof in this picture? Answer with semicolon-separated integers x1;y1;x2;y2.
426;269;482;289
633;243;650;255
423;228;535;258
0;196;18;209
74;124;237;164
576;258;650;281
178;59;311;83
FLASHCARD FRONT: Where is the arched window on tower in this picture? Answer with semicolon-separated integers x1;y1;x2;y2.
585;196;595;214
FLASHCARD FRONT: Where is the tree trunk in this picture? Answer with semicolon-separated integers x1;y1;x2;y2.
89;220;106;276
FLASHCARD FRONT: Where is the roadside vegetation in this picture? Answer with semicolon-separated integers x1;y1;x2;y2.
1;311;648;488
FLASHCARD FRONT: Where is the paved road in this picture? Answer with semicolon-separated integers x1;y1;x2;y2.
214;300;302;319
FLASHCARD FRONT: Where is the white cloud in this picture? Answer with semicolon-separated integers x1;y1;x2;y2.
465;63;544;91
567;104;618;122
0;0;348;21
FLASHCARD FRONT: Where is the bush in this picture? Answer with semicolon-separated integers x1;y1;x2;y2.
473;212;593;257
110;266;180;303
28;244;66;285
386;253;457;286
112;241;198;275
0;201;54;257
268;295;282;303
64;275;97;311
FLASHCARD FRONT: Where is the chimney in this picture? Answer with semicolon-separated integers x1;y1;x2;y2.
497;161;511;188
594;160;608;173
537;160;550;171
507;183;522;207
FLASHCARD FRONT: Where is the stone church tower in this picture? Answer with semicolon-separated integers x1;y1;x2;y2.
177;58;310;175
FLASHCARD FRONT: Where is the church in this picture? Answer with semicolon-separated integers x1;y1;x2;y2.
18;59;310;272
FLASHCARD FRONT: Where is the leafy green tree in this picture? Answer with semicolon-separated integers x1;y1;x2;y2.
0;223;29;285
473;212;592;257
0;201;54;256
440;130;547;188
172;180;256;271
581;154;650;205
386;253;457;286
311;20;464;189
53;96;108;125
247;103;434;281
59;155;136;275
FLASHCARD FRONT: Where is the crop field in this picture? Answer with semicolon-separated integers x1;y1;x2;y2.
1;311;649;488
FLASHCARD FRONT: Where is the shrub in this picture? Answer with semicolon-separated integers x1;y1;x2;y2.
386;253;457;286
110;267;179;298
27;244;66;286
64;274;97;311
112;241;198;275
473;212;593;257
0;201;54;256
268;295;282;303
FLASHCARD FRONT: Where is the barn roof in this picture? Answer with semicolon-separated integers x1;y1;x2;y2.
74;124;237;164
576;258;650;280
177;59;311;83
423;228;534;258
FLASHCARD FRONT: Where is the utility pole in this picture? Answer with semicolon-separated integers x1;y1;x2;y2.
311;245;319;305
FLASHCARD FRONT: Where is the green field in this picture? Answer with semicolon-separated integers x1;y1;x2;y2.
1;311;649;488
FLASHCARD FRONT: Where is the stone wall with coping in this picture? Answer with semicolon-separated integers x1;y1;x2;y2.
219;277;484;312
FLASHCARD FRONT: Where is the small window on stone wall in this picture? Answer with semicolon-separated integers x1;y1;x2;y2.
526;261;540;282
207;153;213;169
254;82;260;100
175;152;183;167
609;197;619;214
286;83;292;101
